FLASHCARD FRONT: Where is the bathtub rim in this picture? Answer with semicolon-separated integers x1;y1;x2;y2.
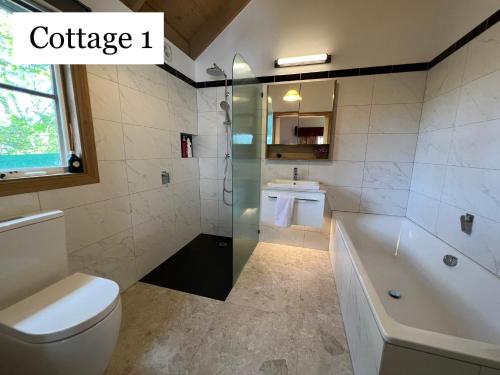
334;211;500;370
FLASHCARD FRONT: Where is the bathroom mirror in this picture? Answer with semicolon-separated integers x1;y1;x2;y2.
266;79;336;160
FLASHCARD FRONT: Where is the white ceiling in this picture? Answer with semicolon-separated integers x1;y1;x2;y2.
195;0;500;81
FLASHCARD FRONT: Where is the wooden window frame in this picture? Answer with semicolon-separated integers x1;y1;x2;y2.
0;65;99;196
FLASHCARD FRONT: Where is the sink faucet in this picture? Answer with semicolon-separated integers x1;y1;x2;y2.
293;167;299;181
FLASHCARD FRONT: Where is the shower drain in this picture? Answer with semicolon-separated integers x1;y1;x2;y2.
388;290;402;299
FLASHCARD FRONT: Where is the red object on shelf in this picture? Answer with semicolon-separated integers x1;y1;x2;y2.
181;136;187;158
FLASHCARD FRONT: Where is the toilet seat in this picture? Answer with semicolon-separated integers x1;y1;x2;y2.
0;273;120;344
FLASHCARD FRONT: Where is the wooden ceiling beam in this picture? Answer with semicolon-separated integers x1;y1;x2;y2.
164;21;191;57
188;0;252;59
120;0;251;60
121;0;147;12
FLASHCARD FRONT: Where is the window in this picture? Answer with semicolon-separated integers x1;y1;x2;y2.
0;0;98;196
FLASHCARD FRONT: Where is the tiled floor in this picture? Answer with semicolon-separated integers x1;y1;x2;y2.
106;242;353;375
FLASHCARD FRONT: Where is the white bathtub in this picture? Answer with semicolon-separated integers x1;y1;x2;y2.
331;212;500;375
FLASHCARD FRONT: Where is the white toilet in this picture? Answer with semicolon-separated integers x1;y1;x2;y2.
0;211;122;375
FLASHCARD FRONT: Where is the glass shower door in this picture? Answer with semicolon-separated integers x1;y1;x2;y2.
232;54;262;283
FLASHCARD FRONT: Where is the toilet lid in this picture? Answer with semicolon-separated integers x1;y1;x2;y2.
0;273;120;344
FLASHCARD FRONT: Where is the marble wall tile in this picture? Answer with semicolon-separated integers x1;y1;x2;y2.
372;71;426;104
201;219;219;236
170;130;182;159
198;111;218;135
463;24;500;84
197;88;217;112
39;161;129;210
172;157;199;184
87;73;121;122
448;119;500;169
363;162;412;189
420;89;460;132
425;47;467;99
410;163;446;200
216;112;230;136
335;105;371;134
332;134;367;161
261;161;309;183
369;103;422;133
65;196;132;252
455;70;500;126
174;208;201;248
406;191;440;234
126;159;171;194
436;202;500;276
123;124;170;160
2;66;200;291
0;193;40;220
201;199;218;222
187;75;215;237
360;188;409;216
173;105;197;134
408;36;500;277
260;70;426;248
120;86;170;130
337;75;374;106
93;119;125;161
441;166;500;223
309;161;364;187
68;228;136;290
414;128;453;164
199;157;218;179
200;178;219;200
325;186;362;212
168;74;197;109
130;187;173;226
194;135;218;157
172;180;201;207
117;65;169;101
365;134;417;162
218;200;232;227
86;65;118;82
133;214;177;279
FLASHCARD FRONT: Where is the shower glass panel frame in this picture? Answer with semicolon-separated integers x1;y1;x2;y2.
231;54;262;283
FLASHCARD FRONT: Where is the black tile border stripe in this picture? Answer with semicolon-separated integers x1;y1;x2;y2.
157;64;197;88
158;9;500;88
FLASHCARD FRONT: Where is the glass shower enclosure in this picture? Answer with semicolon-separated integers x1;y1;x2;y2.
231;54;262;283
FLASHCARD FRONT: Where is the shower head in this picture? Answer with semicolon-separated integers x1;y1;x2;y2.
220;100;230;112
206;63;227;78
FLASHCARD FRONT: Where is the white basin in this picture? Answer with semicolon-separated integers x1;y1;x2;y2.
266;179;320;190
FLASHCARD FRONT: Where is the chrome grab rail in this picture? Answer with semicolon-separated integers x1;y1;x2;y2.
267;196;319;202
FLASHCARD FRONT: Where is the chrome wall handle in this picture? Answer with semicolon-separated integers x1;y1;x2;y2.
267;196;319;202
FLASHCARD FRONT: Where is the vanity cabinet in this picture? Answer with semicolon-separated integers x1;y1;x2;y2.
260;189;325;227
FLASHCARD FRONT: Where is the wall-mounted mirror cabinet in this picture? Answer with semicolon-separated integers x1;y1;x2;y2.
266;79;337;160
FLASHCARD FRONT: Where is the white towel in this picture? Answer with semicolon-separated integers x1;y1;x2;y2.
275;195;295;227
